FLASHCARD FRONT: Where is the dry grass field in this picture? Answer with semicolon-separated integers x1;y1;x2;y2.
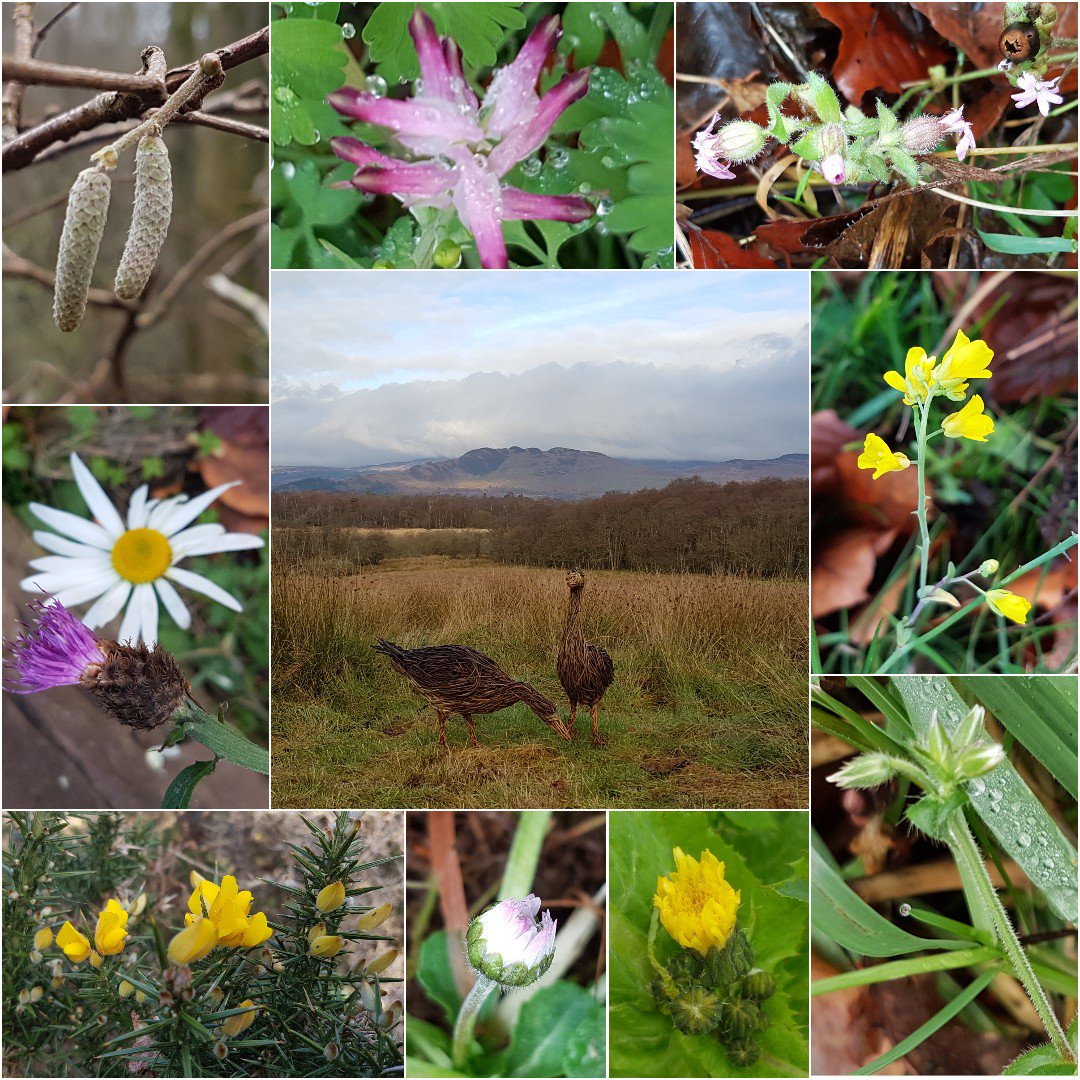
270;556;807;809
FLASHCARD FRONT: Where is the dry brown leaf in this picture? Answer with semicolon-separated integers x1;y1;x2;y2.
813;527;899;618
835;450;921;531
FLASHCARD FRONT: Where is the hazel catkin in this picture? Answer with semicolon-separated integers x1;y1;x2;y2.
52;167;111;332
114;134;172;300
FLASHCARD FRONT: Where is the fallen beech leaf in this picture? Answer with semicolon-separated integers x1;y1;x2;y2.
814;2;953;104
685;227;775;268
716;72;768;113
836;450;921;532
1007;556;1078;611
200;442;268;522
850;570;911;645
813;527;898;618
812;409;860;493
676;129;698;188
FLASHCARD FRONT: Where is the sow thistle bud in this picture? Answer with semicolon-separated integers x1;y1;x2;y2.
465;894;557;988
670;984;721;1036
114;134;173;300
53;166;111;332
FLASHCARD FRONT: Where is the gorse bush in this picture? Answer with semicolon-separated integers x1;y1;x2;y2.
2;812;403;1077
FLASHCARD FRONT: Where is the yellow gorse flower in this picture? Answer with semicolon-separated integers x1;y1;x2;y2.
653;847;741;957
357;903;392;932
986;589;1031;625
884;330;993;407
56;922;91;963
310;934;345;958
857;433;911;480
942;394;994;442
168;916;219;965
95;899;129;956
364;947;399;977
185;875;272;950
222;1000;258;1037
33;928;54;951
316;881;346;913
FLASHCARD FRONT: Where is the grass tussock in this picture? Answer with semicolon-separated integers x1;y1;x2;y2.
271;557;808;809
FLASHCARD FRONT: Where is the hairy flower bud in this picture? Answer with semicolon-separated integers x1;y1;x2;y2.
114;134;172;299
466;895;557;988
899;115;946;155
83;641;189;730
718;998;759;1042
741;968;777;1002
670;984;721;1036
711;120;769;163
817;124;847;185
826;753;897;790
53;167;111;332
955;743;1006;780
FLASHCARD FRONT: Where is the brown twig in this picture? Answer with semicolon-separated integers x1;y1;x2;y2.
2;3;36;142
31;3;76;58
170;111;268;142
2;26;268;171
2;242;132;311
1;55;164;93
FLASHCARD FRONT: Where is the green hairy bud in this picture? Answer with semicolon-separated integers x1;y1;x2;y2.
670;984;721;1036
741;968;777;1002
53;167;112;332
718;998;759;1042
114;134;173;300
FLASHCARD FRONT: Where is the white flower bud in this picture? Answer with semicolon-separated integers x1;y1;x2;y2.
466;894;557;988
826;753;897;790
711;121;769;163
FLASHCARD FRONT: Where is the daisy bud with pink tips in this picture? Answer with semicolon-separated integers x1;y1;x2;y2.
21;453;264;645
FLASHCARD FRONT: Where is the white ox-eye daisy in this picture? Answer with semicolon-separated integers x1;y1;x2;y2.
21;453;264;645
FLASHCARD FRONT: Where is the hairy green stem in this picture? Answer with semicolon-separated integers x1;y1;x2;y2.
946;810;1073;1061
498;810;551;902
914;402;932;597
451;974;497;1069
171;697;269;774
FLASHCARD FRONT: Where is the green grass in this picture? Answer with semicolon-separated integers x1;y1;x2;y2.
270;557;808;809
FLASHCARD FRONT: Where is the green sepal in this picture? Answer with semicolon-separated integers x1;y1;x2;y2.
764;82;796;140
670;984;721;1037
906;790;968;841
790;131;820;161
889;147;922;187
801;72;842;123
875;99;900;137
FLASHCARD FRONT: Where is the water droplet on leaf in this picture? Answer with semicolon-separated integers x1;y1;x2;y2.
341;22;356;39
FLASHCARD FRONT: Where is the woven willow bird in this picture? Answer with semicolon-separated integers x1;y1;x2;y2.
373;640;573;748
557;571;614;746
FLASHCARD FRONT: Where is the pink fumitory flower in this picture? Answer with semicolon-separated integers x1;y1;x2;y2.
329;10;594;269
1010;72;1064;117
3;598;105;693
940;108;976;161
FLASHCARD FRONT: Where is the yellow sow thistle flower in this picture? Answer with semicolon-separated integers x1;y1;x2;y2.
168;916;219;965
56;922;91;963
653;847;741;957
857;433;911;480
95;899;129;956
986;589;1032;625
942;395;994;442
316;881;347;913
222;1000;258;1037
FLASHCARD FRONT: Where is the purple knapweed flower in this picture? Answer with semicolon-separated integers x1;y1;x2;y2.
941;107;976;161
329;11;594;269
465;893;557;987
3;597;105;693
1010;72;1064;117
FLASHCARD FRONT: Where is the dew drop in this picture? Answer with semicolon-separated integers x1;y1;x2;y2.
311;129;321;142
549;146;569;169
1017;833;1032;848
341;22;356;39
898;903;912;917
601;155;616;169
364;74;388;96
597;197;614;217
520;156;542;178
279;161;296;180
274;85;296;104
578;181;592;194
968;778;986;796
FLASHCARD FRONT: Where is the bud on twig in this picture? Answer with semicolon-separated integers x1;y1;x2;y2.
53;167;111;331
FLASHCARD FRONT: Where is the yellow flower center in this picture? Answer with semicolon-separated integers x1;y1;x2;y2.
111;528;172;584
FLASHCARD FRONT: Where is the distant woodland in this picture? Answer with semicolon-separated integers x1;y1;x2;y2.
273;477;807;578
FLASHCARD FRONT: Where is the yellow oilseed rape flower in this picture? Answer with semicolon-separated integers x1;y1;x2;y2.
95;899;129;956
942;395;994;442
986;589;1031;625
168;916;219;965
56;922;91;963
654;847;741;957
222;1000;258;1037
884;346;937;406
316;881;346;913
33;928;53;951
364;948;399;977
857;433;911;480
933;329;993;399
310;934;345;958
357;903;392;932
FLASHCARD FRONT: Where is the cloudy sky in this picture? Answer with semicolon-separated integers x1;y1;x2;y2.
271;272;809;466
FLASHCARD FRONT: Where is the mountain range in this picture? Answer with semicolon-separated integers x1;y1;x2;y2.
272;446;808;500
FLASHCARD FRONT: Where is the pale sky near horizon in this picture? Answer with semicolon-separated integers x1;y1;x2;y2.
271;271;809;466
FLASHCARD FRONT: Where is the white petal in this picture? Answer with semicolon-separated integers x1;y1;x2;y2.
28;555;112;574
138;584;159;645
51;573;118;607
28;504;113;549
32;531;109;559
154;577;192;630
69;453;126;536
21;570;110;595
117;589;144;644
164;523;226;558
126;485;150;529
166;566;243;612
152;482;240;537
173;532;265;559
82;581;133;629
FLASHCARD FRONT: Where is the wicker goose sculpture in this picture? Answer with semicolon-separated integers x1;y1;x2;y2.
557;571;614;746
373;640;573;748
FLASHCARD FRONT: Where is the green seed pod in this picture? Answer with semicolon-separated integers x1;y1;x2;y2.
669;985;721;1037
53;167;111;332
114;134;172;300
741;967;777;1002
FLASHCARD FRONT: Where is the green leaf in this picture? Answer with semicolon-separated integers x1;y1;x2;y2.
976;231;1077;255
811;831;968;957
960;676;1078;799
494;982;603;1077
610;811;808;1078
363;3;526;84
161;760;217;810
416;930;497;1028
893;677;1078;924
271;17;348;147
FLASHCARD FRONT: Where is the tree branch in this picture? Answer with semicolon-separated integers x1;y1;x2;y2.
0;55;165;94
31;3;76;58
2;3;36;142
1;25;268;171
170;110;268;142
2;243;134;311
